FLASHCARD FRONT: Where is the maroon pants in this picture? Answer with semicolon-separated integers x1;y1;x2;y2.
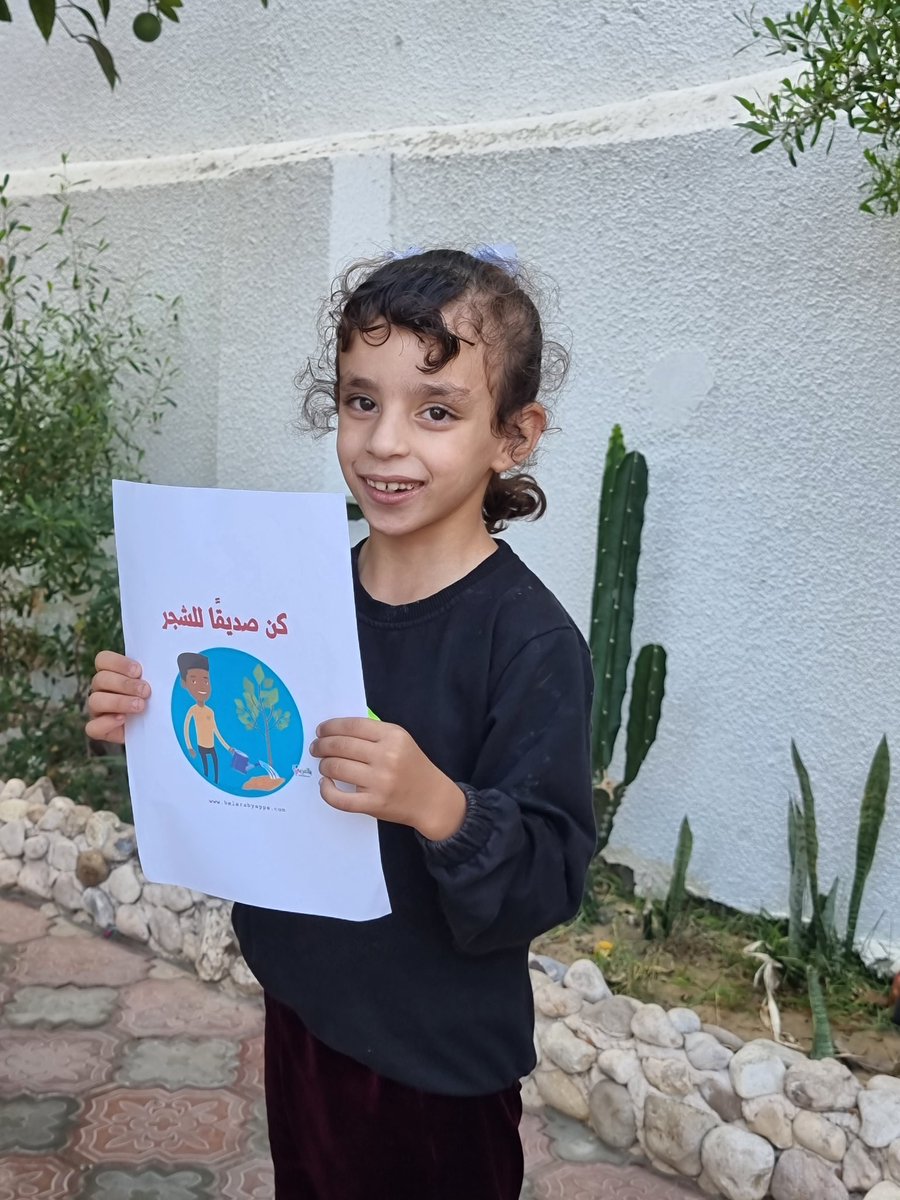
264;993;524;1200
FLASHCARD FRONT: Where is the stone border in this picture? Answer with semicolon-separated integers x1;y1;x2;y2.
3;776;900;1200
526;955;900;1200
0;778;256;991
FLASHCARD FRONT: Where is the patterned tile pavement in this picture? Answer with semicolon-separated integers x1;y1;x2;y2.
0;894;703;1198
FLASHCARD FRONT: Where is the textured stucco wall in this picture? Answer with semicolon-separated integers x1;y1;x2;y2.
3;2;899;960
1;1;768;167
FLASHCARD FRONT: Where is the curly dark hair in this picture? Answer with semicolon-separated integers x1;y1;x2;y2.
297;247;569;533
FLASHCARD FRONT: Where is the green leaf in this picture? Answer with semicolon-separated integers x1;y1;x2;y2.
263;678;275;688
751;139;776;153
792;740;827;953
29;0;56;41
158;0;180;21
734;94;758;114
0;1;12;23
86;36;118;88
253;663;265;685
71;3;98;34
95;0;110;19
845;736;890;955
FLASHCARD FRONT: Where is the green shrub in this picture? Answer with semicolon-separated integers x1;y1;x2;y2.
0;166;178;816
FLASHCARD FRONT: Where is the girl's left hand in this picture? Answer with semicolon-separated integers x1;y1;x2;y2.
310;718;467;842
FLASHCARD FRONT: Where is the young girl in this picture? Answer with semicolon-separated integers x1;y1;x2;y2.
86;248;595;1200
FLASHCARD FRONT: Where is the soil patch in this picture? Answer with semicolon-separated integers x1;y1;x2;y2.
242;776;285;791
533;894;900;1079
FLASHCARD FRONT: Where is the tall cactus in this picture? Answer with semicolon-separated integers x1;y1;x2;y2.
590;427;667;852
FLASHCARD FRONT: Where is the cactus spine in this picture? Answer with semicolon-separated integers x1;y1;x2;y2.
590;426;667;852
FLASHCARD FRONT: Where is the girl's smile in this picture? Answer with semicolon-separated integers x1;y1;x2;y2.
360;474;426;504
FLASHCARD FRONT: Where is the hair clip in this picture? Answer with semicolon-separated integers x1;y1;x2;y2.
471;243;519;275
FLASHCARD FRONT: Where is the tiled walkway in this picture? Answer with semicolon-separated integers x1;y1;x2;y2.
0;895;701;1199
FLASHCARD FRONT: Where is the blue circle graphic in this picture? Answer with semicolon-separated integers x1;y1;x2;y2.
170;647;303;797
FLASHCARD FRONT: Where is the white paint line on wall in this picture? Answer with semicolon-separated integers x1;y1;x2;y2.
7;68;796;197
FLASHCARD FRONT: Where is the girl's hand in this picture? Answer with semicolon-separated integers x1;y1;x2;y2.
310;718;467;841
86;651;151;746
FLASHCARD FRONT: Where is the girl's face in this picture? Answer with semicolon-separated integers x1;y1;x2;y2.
336;316;537;545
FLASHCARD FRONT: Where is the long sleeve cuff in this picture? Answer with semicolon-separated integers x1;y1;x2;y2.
416;784;499;869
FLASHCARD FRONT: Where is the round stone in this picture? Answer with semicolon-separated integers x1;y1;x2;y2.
18;859;56;899
115;903;150;942
860;1087;900;1149
107;863;142;905
700;1124;775;1200
597;1047;640;1086
148;906;183;955
589;1079;637;1150
51;873;84;911
668;1007;702;1035
842;1137;882;1194
76;849;110;887
534;978;584;1019
529;953;567;983
0;859;21;888
770;1147;848;1200
631;1003;684;1049
865;1185;900;1200
641;1055;694;1096
698;1073;743;1123
535;1067;590;1120
686;1031;734;1072
0;798;30;822
85;810;120;850
0;818;26;857
47;836;77;872
785;1058;859;1112
590;995;638;1038
562;958;612;1003
82;885;115;929
702;1023;745;1052
793;1110;846;1162
729;1041;787;1100
541;1021;597;1074
23;833;49;860
743;1093;798;1149
643;1092;720;1177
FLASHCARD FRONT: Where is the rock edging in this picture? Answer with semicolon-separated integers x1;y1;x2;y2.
526;952;900;1200
0;777;256;990
4;776;900;1200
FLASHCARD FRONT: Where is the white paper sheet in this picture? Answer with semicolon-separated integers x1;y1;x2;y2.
112;480;390;920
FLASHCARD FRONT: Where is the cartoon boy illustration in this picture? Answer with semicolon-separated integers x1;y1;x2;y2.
177;652;232;785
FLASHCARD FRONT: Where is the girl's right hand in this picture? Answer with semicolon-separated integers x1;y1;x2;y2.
86;651;151;746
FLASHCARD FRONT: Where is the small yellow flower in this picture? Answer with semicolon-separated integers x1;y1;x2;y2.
594;939;614;958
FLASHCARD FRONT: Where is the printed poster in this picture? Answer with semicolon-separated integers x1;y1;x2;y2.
112;480;390;920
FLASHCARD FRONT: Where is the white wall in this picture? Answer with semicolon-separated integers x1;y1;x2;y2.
4;1;899;963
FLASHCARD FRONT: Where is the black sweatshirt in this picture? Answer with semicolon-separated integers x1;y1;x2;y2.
231;539;595;1096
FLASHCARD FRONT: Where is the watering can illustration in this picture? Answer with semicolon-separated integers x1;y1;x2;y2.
230;750;278;779
231;749;255;774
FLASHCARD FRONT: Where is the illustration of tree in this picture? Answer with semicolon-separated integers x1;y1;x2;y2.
234;664;291;770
